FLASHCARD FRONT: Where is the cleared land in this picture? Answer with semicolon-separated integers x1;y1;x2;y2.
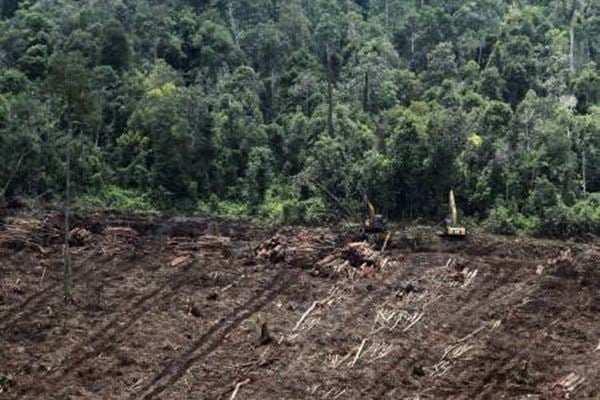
0;211;599;399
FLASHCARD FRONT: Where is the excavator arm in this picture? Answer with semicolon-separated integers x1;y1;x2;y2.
446;190;466;237
363;194;385;232
367;198;376;228
449;190;458;226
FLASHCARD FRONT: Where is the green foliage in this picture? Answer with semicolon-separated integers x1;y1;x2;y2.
0;69;28;94
197;197;250;220
78;185;154;211
2;0;600;237
98;19;130;71
486;205;539;236
280;197;328;226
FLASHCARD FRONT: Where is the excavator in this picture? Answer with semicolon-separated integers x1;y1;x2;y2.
444;190;466;237
363;195;386;233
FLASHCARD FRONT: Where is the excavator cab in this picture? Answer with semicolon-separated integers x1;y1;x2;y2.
444;190;466;237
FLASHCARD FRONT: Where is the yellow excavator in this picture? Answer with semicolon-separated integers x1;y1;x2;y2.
444;190;466;237
363;195;386;233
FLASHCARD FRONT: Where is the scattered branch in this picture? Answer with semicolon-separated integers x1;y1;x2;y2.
350;339;367;368
230;379;251;400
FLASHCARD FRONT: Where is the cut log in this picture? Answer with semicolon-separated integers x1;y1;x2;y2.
170;255;192;268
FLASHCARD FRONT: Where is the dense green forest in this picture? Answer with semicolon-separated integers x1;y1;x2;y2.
2;0;600;236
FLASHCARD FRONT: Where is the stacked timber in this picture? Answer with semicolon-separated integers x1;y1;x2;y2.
314;241;389;277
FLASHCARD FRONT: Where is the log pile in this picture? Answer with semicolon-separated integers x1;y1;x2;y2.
255;234;287;263
169;235;232;252
256;229;337;267
94;226;142;256
314;241;388;277
536;248;574;277
69;227;92;246
169;235;233;259
0;217;43;252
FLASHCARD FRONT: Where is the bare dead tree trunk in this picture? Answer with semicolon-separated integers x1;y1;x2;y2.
228;1;240;49
582;146;587;196
63;123;72;302
569;8;577;75
384;0;389;31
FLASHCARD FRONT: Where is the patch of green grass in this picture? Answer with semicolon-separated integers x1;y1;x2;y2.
78;185;155;212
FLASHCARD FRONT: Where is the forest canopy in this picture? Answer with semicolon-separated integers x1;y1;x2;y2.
2;0;600;237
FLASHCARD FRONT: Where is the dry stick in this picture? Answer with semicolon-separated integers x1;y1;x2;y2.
457;325;486;343
230;379;251;400
294;301;319;331
294;291;336;331
242;349;270;374
402;312;423;332
39;267;47;287
351;339;368;368
332;349;354;369
390;313;407;331
380;232;392;253
221;284;234;293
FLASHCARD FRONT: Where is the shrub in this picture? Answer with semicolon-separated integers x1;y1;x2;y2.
281;197;328;226
534;199;599;238
486;205;539;236
78;186;154;211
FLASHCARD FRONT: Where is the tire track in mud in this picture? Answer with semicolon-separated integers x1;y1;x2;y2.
225;253;439;398
44;261;209;387
0;252;110;332
199;280;373;398
129;268;298;400
229;253;435;399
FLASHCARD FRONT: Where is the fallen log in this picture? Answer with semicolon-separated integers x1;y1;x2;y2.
169;254;192;268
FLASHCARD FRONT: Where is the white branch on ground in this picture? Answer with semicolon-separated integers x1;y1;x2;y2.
230;378;251;400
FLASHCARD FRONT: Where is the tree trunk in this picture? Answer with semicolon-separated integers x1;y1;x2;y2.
228;1;240;49
363;69;370;112
569;6;578;75
384;0;389;31
63;124;72;302
326;45;334;136
269;68;277;122
2;151;26;199
582;147;587;196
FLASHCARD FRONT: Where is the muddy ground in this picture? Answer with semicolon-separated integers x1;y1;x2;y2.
0;211;599;399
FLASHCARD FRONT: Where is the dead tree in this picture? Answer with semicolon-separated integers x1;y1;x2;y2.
63;120;73;303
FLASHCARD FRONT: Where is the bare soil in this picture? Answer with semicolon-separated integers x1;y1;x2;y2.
0;211;599;399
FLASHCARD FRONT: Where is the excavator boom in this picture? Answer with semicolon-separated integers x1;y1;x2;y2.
445;190;466;237
449;190;458;225
363;194;385;233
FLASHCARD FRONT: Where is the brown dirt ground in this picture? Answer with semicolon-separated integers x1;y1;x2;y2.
0;211;599;400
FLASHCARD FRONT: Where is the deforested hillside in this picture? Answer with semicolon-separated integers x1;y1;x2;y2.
1;211;599;398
